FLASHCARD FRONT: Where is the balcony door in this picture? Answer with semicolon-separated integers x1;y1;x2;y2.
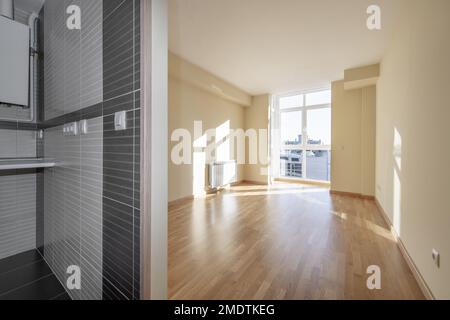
278;89;331;182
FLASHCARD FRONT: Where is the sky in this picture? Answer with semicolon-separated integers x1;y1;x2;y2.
280;90;331;146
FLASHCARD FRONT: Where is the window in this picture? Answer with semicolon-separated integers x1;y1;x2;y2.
280;95;303;109
281;111;303;146
307;108;331;146
306;150;331;181
277;89;331;181
305;90;331;107
280;150;303;178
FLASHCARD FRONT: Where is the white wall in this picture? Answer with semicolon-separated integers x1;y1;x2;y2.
169;52;251;107
169;77;245;202
361;86;376;196
169;54;247;202
331;81;376;196
244;94;270;184
376;0;450;299
149;0;169;300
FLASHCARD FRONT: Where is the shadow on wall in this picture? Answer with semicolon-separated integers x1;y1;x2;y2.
192;120;233;196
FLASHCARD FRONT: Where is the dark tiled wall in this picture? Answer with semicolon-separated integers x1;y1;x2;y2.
35;130;44;257
36;168;44;255
102;0;141;300
43;117;104;300
39;0;141;300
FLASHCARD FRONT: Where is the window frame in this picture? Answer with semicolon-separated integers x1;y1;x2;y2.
277;89;331;181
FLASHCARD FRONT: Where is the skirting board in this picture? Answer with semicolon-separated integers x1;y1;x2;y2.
168;181;247;207
330;190;375;200
168;195;194;208
276;178;330;188
242;180;269;186
375;199;435;300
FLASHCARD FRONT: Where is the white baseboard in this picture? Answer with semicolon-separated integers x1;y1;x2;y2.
375;199;435;300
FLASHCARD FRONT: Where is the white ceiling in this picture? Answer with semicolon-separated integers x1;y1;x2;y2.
169;0;402;95
15;0;44;14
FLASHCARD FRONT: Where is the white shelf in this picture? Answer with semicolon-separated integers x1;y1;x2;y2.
0;159;56;171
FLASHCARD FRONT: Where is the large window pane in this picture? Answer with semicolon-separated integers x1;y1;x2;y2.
306;150;330;181
280;95;303;109
281;111;303;146
305;90;331;106
307;108;331;145
280;150;303;178
277;90;332;182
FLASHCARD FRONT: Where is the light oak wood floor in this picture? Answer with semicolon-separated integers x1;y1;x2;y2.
169;183;424;300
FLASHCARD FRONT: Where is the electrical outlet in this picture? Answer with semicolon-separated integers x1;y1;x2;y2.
63;122;79;136
432;249;440;268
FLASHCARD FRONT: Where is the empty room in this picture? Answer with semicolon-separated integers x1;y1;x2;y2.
167;0;449;301
0;0;448;306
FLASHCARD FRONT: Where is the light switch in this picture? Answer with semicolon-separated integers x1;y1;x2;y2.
432;249;440;268
79;120;88;135
115;111;127;131
70;122;79;136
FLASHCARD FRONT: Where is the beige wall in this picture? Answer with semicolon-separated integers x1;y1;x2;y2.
169;52;251;107
331;81;376;196
344;64;380;90
344;64;380;83
168;53;273;201
376;0;450;299
361;86;376;196
169;54;247;202
244;94;270;184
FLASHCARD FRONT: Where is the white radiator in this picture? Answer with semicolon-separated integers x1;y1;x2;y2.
209;160;237;189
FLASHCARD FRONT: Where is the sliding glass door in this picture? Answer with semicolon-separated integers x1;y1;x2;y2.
278;89;331;182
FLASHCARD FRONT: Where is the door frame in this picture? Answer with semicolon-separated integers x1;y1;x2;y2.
140;0;168;300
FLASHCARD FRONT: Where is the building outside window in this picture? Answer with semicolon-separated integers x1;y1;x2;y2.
278;89;331;182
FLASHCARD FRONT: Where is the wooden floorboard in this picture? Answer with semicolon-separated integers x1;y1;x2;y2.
169;183;425;300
